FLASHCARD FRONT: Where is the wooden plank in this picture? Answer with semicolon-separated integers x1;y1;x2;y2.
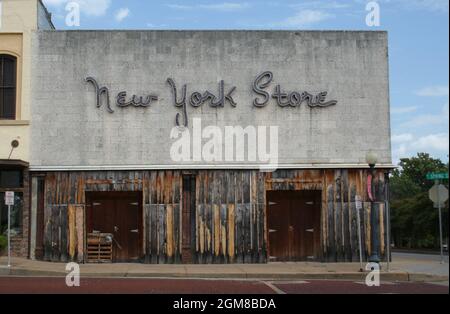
60;206;68;262
150;204;158;264
364;201;371;259
244;203;251;263
166;204;174;263
144;204;151;263
342;170;351;261
43;205;52;261
379;202;385;258
199;204;205;263
334;170;343;262
220;204;227;262
214;204;220;258
227;204;235;262
350;184;359;262
75;205;84;263
158;204;166;264
326;184;335;262
235;204;244;263
173;203;181;263
258;203;266;263
51;206;60;262
68;205;76;261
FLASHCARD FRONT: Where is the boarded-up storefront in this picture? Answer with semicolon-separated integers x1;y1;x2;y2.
28;30;393;263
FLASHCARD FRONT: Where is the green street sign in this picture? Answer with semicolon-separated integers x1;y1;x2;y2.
426;172;449;180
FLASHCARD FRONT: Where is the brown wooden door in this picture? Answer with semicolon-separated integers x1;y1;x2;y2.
86;192;142;262
267;190;321;261
267;197;290;260
114;197;141;261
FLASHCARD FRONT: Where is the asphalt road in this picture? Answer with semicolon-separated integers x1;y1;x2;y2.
0;277;448;294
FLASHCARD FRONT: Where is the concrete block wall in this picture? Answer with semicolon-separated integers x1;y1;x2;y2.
30;31;392;169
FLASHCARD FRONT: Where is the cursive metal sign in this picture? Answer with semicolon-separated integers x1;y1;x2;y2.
85;71;338;127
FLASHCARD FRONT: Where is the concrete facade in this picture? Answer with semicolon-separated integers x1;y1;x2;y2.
30;31;392;170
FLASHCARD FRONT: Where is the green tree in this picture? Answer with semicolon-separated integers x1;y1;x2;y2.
390;153;449;249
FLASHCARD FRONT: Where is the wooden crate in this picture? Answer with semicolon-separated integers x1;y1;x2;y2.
87;233;113;263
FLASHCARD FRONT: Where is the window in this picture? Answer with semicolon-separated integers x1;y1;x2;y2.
0;192;23;234
0;54;17;120
0;170;23;234
0;170;23;188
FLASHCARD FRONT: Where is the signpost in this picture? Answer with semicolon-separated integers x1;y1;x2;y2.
428;177;449;264
4;191;14;268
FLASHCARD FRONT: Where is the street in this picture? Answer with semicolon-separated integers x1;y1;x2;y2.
0;277;447;294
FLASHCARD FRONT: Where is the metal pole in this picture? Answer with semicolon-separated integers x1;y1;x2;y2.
437;180;444;264
7;204;11;268
385;173;391;272
369;166;380;263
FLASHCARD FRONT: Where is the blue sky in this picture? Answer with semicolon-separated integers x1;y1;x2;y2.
42;0;449;164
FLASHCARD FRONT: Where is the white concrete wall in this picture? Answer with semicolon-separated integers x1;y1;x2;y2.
30;31;392;169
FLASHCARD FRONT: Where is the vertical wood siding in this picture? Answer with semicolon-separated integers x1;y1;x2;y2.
39;169;388;263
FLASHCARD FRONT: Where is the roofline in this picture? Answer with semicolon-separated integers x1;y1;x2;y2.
38;0;56;30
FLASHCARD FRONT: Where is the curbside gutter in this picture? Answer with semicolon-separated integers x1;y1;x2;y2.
2;267;446;282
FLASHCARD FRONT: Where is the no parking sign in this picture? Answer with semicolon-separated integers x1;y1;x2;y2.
4;191;14;206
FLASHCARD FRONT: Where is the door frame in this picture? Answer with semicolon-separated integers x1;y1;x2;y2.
85;191;144;263
266;189;322;262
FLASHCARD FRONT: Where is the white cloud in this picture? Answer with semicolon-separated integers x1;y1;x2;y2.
166;4;191;10
406;0;449;13
43;0;66;5
415;85;449;97
289;1;351;10
391;106;418;114
392;102;449;162
43;0;111;16
392;132;449;163
354;0;449;13
399;102;449;128
275;10;334;27
115;8;130;22
392;133;415;143
147;23;169;28
167;2;251;12
199;2;251;11
411;133;449;152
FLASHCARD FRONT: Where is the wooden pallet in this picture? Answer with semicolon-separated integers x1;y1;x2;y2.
87;233;113;263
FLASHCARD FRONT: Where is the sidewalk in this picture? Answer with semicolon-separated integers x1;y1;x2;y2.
1;255;448;282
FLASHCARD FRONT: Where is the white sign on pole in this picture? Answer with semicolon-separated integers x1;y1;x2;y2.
429;184;448;207
429;183;448;265
5;191;14;206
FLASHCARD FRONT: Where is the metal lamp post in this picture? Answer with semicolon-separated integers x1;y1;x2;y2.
366;152;380;264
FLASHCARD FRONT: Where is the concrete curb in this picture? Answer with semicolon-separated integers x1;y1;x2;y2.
2;267;445;282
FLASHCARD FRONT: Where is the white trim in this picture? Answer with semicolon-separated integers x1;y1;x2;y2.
29;163;396;171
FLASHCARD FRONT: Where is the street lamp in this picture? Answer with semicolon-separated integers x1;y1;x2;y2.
366;151;380;264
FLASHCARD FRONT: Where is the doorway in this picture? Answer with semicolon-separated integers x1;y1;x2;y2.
267;190;321;261
86;191;143;262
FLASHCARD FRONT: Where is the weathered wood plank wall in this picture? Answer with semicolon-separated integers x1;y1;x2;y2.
38;169;388;263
